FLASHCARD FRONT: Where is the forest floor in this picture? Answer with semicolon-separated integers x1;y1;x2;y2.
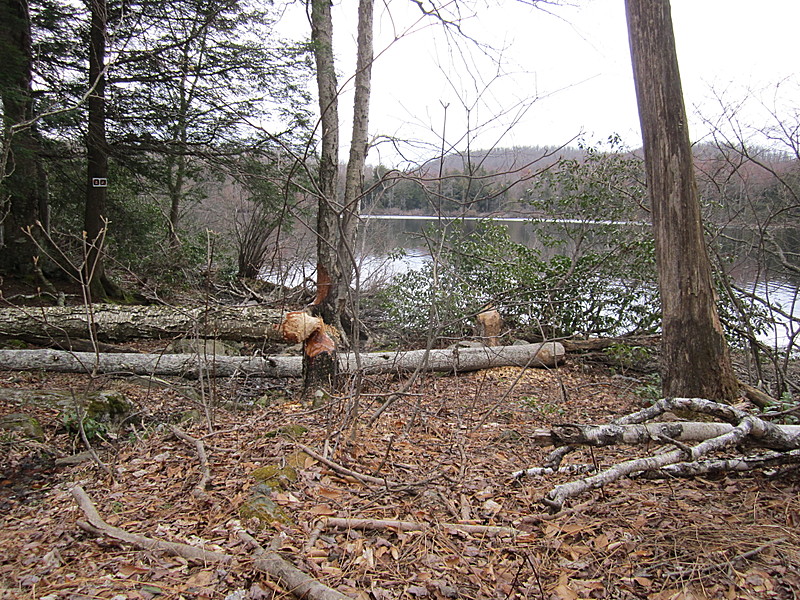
1;278;799;599
2;351;800;600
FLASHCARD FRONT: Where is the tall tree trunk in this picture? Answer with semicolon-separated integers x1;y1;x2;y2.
310;0;340;325
84;0;116;300
0;0;48;276
305;0;374;393
166;44;195;249
338;0;373;342
625;0;738;402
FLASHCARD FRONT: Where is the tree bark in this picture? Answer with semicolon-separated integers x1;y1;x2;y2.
0;342;564;378
526;422;800;449
0;304;284;342
84;0;120;300
625;0;738;402
336;0;373;333
309;0;340;325
0;0;49;276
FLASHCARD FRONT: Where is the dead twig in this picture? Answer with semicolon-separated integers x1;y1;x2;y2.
296;443;402;488
236;530;352;600
171;426;211;497
69;484;230;564
661;537;787;579
69;485;353;600
323;516;522;537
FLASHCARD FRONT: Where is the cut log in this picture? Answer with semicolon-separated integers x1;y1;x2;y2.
0;304;284;343
0;342;564;378
344;341;565;374
475;308;503;347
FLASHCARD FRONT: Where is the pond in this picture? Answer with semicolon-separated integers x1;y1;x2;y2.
263;215;800;349
357;215;800;349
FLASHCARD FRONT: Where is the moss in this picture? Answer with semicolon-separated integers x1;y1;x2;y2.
0;339;28;350
84;391;131;421
239;484;293;528
251;464;298;491
0;413;44;441
263;424;308;439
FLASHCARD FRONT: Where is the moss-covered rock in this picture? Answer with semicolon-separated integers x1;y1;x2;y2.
239;484;293;528
0;413;44;441
84;391;131;421
251;464;298;491
263;424;308;439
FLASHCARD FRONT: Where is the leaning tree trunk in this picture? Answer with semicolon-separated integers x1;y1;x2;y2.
625;0;738;402
336;0;374;343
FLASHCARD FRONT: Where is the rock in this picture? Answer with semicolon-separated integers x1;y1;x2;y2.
0;413;44;441
251;464;298;491
239;484;293;528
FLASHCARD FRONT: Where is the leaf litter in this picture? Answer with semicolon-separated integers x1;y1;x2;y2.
1;361;799;600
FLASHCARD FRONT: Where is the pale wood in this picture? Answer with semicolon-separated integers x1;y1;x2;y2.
0;342;564;378
535;397;800;511
526;421;800;448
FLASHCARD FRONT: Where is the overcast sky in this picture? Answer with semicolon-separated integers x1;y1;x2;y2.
284;0;800;167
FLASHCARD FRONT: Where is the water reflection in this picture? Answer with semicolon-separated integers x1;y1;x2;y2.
262;215;799;349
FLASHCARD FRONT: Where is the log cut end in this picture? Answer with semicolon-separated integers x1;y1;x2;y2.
278;311;323;344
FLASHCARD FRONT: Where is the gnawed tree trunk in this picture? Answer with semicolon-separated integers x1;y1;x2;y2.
0;342;564;378
305;0;374;394
0;304;284;343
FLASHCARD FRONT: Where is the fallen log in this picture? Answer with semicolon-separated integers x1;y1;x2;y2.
526;421;800;448
522;397;800;512
0;304;284;343
557;334;659;352
0;342;564;378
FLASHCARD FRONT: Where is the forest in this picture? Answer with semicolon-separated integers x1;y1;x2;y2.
1;0;800;598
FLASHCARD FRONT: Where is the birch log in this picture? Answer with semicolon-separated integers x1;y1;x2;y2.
0;304;284;342
527;422;800;448
0;342;564;378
